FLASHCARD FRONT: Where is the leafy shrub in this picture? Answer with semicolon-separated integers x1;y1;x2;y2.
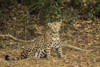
21;0;64;22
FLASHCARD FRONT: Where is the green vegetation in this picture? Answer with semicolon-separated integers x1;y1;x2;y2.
0;0;99;23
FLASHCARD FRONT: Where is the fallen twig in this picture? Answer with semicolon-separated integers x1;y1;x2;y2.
0;34;35;43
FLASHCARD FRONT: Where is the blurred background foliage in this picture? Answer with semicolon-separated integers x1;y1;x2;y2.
0;0;100;23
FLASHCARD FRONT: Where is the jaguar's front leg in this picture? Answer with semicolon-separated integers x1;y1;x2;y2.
57;46;66;59
46;47;52;60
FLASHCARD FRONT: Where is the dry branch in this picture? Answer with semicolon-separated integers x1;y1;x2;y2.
0;34;35;43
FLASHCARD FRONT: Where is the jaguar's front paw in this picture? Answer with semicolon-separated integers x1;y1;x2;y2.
61;55;67;59
47;55;53;60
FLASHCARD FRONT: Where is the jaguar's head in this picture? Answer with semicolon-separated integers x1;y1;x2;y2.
48;19;62;33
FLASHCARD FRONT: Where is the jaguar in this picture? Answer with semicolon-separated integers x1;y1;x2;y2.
5;20;66;61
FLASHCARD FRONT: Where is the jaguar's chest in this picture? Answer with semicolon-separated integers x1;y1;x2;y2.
50;33;60;47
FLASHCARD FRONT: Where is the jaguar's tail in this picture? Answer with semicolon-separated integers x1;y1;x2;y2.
5;55;23;61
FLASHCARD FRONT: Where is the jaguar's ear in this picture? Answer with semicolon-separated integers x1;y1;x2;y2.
48;23;52;27
59;19;62;25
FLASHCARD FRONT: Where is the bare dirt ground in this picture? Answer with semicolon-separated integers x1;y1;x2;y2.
0;5;100;67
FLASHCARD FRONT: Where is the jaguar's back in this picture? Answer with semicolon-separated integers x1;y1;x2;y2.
5;20;65;61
